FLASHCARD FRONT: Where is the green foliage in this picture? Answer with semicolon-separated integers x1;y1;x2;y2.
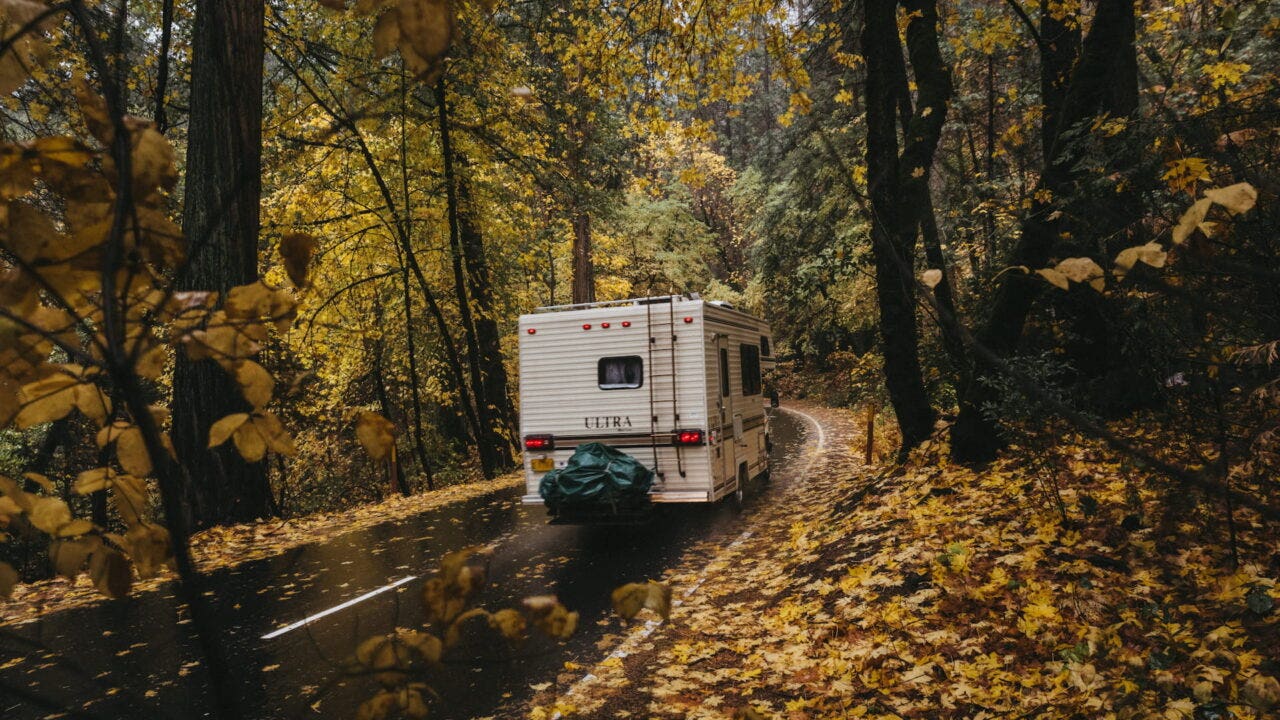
603;192;716;296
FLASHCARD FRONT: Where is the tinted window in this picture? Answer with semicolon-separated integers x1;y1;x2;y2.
719;348;730;397
598;356;643;390
760;335;771;357
740;344;761;396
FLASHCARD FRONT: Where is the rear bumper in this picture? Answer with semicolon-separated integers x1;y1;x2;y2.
521;490;710;505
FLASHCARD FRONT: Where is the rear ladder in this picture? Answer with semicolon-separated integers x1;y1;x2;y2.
646;300;685;480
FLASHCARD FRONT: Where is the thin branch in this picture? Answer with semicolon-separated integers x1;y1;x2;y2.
301;269;397;343
1003;0;1044;49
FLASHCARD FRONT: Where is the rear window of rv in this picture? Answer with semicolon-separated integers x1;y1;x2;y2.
598;356;644;390
740;344;762;396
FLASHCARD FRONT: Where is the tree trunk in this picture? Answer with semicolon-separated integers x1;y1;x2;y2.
919;193;966;368
571;209;594;303
396;271;431;490
394;66;431;490
457;170;518;459
170;0;272;528
887;0;965;371
437;78;504;478
1039;0;1080;164
862;0;938;452
951;0;1139;462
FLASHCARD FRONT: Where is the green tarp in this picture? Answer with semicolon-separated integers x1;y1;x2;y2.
539;443;654;512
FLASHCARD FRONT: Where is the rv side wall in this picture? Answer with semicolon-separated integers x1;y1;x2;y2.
703;304;773;500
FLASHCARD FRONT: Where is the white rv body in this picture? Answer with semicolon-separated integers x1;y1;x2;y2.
518;295;775;510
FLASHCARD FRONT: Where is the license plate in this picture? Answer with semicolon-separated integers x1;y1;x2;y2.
531;458;554;472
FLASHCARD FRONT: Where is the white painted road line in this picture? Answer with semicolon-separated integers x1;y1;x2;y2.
779;406;827;473
550;527;757;719
260;575;419;640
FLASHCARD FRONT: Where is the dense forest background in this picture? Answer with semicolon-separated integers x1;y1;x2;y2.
0;2;1278;711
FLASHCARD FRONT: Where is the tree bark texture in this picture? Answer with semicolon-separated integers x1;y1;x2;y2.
171;0;273;528
896;0;965;370
951;0;1140;462
862;0;938;451
437;79;508;478
391;268;431;490
457;172;518;458
1038;0;1080;164
396;68;432;489
571;210;594;303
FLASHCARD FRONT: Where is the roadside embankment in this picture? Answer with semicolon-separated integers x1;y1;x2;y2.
534;404;1279;719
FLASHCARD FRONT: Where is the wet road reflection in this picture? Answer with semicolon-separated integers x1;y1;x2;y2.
0;409;809;719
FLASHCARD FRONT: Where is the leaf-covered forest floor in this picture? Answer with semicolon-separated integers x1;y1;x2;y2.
533;405;1280;719
0;471;522;627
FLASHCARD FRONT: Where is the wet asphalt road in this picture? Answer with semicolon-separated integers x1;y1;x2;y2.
0;409;810;720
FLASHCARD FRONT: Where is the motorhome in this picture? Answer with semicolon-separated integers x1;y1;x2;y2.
518;294;775;519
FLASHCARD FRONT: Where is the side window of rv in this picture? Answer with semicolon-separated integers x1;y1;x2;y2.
598;356;643;390
760;335;771;357
719;349;730;396
740;344;762;396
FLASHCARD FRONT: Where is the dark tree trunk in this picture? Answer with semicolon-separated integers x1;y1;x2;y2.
457;172;518;459
170;0;273;528
951;0;1139;462
153;0;174;133
376;273;430;491
1039;0;1080;163
571;210;594;303
437;78;505;478
862;0;940;452
395;68;432;490
888;0;965;371
919;193;966;368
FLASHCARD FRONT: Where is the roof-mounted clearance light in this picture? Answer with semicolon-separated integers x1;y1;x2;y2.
582;324;592;330
527;328;536;334
622;321;632;328
601;322;611;329
683;317;694;323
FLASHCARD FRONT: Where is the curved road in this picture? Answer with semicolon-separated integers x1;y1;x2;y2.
0;409;811;720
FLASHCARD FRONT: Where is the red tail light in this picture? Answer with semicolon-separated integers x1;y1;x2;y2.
524;435;554;451
674;429;704;445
